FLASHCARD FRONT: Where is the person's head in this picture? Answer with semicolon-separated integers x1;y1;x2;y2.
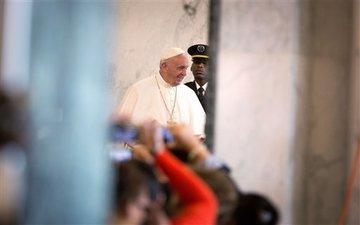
192;167;238;225
232;193;279;225
113;160;151;225
159;47;189;86
0;89;26;225
187;44;209;85
0;89;25;147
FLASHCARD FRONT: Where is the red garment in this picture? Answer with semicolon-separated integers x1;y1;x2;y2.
155;150;218;225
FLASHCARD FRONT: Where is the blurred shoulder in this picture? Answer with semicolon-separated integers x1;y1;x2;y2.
130;76;155;89
179;84;198;98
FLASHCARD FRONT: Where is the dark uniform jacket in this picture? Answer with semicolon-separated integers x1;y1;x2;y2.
185;81;207;113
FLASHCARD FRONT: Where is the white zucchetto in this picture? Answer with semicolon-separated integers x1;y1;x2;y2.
160;47;186;61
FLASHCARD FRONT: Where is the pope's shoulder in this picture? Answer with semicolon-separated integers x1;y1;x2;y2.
178;83;198;98
128;76;155;89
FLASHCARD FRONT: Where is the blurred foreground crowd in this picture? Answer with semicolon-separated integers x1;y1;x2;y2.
0;88;279;225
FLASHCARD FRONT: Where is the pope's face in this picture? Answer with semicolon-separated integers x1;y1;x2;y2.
163;54;189;86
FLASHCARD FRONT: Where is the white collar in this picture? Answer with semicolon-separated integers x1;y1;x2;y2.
195;81;208;91
156;71;172;88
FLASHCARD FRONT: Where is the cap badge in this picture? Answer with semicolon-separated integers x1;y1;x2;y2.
197;45;205;53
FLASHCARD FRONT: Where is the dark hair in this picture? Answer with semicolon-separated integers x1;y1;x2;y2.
113;160;149;213
193;167;238;225
0;90;25;147
169;148;190;163
233;193;279;225
133;160;162;202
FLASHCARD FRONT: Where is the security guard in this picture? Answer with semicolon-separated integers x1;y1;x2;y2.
185;44;209;113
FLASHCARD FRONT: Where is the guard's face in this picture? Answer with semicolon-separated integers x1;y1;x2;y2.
191;58;208;82
164;54;189;86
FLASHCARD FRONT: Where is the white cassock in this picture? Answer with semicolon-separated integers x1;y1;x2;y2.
117;72;206;135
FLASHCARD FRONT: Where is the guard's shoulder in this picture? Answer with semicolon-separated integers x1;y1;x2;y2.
184;81;196;90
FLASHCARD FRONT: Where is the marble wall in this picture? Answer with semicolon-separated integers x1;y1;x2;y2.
215;1;299;223
214;0;353;224
109;0;209;108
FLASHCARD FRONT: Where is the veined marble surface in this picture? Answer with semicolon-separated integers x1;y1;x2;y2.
215;2;299;224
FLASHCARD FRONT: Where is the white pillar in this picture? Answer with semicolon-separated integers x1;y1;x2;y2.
25;1;111;224
0;0;32;94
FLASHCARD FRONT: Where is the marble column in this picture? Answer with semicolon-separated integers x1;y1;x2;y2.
214;0;353;224
26;2;111;223
348;1;360;224
304;1;352;224
0;0;3;72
